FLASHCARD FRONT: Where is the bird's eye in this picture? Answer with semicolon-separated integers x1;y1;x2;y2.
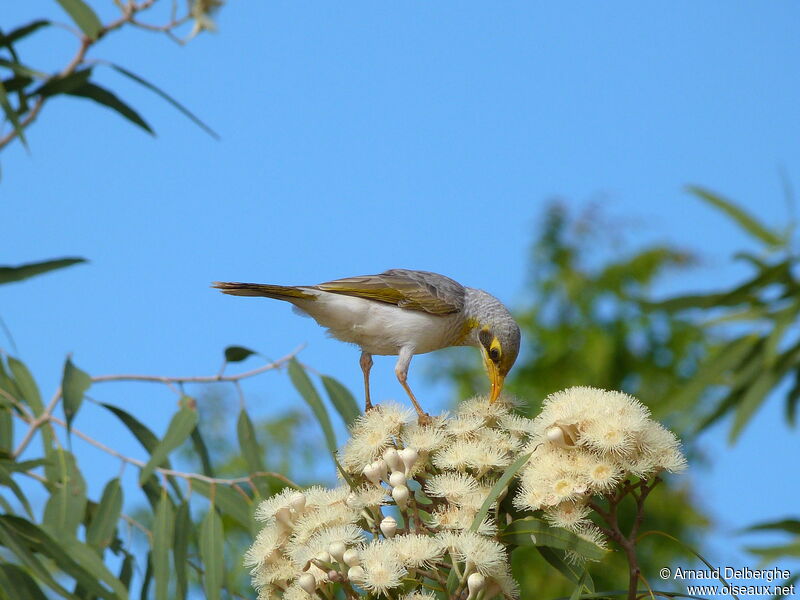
489;347;501;362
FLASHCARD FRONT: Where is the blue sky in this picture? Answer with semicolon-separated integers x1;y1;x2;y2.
3;0;799;588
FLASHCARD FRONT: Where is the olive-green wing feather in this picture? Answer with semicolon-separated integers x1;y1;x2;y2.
316;269;465;315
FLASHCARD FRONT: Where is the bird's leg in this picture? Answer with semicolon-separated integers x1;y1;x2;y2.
394;347;432;425
360;351;374;412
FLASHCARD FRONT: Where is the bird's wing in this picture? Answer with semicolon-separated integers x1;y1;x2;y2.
316;269;465;315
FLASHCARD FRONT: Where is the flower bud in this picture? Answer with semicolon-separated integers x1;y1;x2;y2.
347;565;365;581
275;506;293;529
388;470;406;488
375;459;389;482
546;424;577;448
392;484;409;509
297;572;316;594
289;492;306;513
398;447;419;472
342;548;360;567
328;541;346;563
383;448;404;472
328;569;342;582
362;463;382;487
313;551;331;566
380;516;397;538
467;572;486;599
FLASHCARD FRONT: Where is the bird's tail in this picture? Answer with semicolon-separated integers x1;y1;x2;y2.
212;281;316;301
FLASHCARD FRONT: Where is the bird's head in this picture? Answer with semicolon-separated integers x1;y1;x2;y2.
476;316;521;404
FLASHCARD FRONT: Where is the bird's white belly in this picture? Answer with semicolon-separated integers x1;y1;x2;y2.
295;291;459;355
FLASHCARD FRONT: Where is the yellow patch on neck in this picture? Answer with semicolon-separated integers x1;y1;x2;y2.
456;317;481;344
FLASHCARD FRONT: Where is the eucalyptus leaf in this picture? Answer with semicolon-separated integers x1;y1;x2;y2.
0;257;86;286
237;409;269;496
199;508;224;600
288;358;337;454
152;493;175;600
139;407;198;484
67;82;154;135
321;374;360;427
61;356;91;435
501;517;606;561
54;0;102;40
86;478;123;552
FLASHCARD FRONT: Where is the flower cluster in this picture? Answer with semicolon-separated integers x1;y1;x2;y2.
514;387;686;535
246;387;686;599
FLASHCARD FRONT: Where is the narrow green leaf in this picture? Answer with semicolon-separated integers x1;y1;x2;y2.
785;367;800;426
7;357;42;414
237;409;269;496
139;407;198;484
688;185;784;247
0;463;34;517
64;538;129;600
0;563;48;600
2;75;33;94
118;552;134;591
321;375;360;427
152;492;175;600
501;517;607;561
536;546;594;590
0;20;50;47
34;68;92;98
0;58;48;80
109;64;220;139
729;368;780;443
86;478;123;552
0;79;27;150
173;501;191;600
54;0;102;40
0;519;72;597
470;451;530;533
192;479;254;532
0;515;115;599
42;449;87;540
0;257;86;286
743;519;800;535
288;358;337;454
0;405;12;455
199;508;224;600
140;552;153;600
191;425;215;477
101;403;183;499
67;82;154;135
224;345;255;362
62;356;91;435
569;569;591;600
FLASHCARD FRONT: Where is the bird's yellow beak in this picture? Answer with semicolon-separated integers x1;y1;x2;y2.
485;357;505;404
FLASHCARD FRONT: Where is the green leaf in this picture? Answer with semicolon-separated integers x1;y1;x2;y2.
54;0;102;40
501;517;607;561
0;78;27;150
0;58;48;80
139;407;198;484
470;451;530;533
64;538;129;599
152;492;175;600
86;478;123;552
0;515;116;599
7;356;42;414
61;356;91;435
191;425;215;477
0;257;86;285
109;64;220;139
34;68;93;98
0;563;48;600
288;358;337;454
118;552;134;591
199;508;224;600
743;519;800;535
0;463;34;518
237;409;269;496
67;83;154;135
2;75;33;94
140;552;153;600
321;374;360;427
101;403;183;499
569;569;591;600
173;501;191;600
536;546;594;591
785;367;800;426
42;449;87;540
192;479;254;532
224;345;256;362
0;518;72;597
0;20;50;47
688;185;784;248
0;405;12;455
728;368;781;443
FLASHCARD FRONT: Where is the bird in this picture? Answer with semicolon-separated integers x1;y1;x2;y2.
212;269;520;421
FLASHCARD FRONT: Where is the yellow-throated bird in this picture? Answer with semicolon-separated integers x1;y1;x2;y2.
213;269;520;420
